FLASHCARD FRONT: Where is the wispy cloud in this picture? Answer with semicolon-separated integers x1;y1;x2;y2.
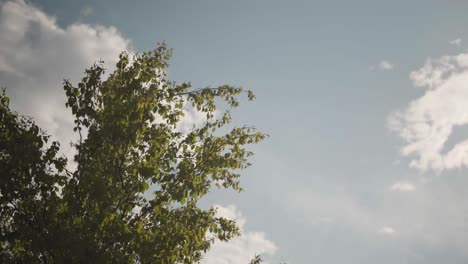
379;60;394;70
449;38;462;47
369;60;395;71
390;181;415;192
80;5;93;17
379;226;395;235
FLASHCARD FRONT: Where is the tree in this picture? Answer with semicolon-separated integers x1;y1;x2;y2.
0;43;265;263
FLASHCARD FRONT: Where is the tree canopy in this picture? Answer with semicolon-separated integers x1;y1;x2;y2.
0;43;265;263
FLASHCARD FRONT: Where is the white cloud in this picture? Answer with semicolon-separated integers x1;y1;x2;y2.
388;52;468;171
379;60;394;70
0;0;132;162
379;226;395;235
390;181;415;192
202;205;278;264
449;38;462;47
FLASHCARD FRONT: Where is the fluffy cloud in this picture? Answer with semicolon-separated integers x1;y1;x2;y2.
390;181;415;192
202;205;278;264
389;52;468;171
0;0;132;161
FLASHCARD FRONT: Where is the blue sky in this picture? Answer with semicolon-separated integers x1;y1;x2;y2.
4;0;468;263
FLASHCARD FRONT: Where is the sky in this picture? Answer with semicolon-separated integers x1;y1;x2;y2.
3;0;468;263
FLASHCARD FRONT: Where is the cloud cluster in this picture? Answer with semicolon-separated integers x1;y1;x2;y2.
389;52;468;171
202;205;278;264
